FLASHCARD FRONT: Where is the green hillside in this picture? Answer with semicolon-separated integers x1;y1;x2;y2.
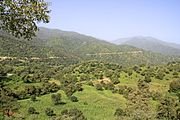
0;60;179;120
112;36;180;56
0;28;178;67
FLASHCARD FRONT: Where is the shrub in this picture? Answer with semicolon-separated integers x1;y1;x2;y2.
173;72;178;76
104;82;114;90
95;83;103;91
30;95;36;102
156;96;179;120
70;96;78;102
75;83;83;91
114;108;126;116
51;93;61;105
87;80;94;86
151;91;162;100
61;108;87;120
144;76;152;83
28;107;36;114
169;79;180;92
155;72;165;80
45;108;55;116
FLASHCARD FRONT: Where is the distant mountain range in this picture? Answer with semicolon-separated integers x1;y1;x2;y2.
111;36;180;56
0;28;179;66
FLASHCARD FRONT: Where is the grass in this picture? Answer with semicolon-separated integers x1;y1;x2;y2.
11;66;179;120
18;85;126;120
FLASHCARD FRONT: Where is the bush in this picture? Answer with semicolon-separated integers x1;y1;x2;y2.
51;93;61;105
144;76;151;83
169;79;180;92
156;96;179;120
28;107;37;114
87;81;94;86
30;95;36;102
151;91;162;100
45;108;55;116
173;72;178;76
70;96;78;102
95;83;103;91
75;83;83;91
61;108;87;120
155;72;165;80
114;108;126;116
104;82;114;90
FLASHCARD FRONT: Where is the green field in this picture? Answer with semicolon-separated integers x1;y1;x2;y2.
18;85;126;120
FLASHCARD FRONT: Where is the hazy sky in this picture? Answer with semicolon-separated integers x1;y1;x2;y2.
39;0;180;44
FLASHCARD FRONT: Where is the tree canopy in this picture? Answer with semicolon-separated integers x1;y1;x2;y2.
0;0;50;39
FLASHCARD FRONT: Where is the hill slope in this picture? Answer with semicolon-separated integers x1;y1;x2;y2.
0;28;178;66
111;36;180;56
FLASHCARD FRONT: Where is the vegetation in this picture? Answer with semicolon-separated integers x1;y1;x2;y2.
0;27;180;120
0;59;179;119
0;0;50;39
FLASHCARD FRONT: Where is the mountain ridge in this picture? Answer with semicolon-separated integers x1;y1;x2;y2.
111;36;180;56
0;27;178;66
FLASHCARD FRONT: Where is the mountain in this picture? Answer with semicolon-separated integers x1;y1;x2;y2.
111;36;180;56
0;28;178;66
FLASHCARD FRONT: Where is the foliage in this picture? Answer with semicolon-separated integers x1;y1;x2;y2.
155;70;165;80
30;95;36;102
61;108;87;120
95;83;104;91
0;0;50;39
114;108;126;117
70;96;78;102
156;96;179;120
119;80;155;120
169;79;180;92
28;107;37;114
45;108;55;116
144;75;152;83
51;93;61;105
0;87;19;114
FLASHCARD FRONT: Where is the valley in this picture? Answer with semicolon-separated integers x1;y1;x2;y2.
0;28;180;120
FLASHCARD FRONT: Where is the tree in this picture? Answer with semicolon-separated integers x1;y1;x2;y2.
0;87;19;116
114;108;126;117
144;75;152;83
51;93;61;105
30;95;36;102
95;83;103;91
169;79;180;92
156;96;179;120
0;0;50;39
28;107;37;114
118;80;155;120
70;96;78;102
155;71;165;80
61;108;87;120
45;108;55;116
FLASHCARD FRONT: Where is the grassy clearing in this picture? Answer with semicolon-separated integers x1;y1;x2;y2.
18;85;126;120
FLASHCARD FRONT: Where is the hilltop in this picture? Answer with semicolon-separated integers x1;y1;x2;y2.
111;36;180;56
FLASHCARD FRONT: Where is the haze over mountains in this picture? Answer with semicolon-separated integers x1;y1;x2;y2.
111;36;180;56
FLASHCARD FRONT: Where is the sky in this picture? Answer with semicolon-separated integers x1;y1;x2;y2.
39;0;180;44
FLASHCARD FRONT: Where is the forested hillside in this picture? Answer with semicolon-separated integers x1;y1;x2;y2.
0;28;179;120
0;28;178;66
0;60;179;120
1;0;180;120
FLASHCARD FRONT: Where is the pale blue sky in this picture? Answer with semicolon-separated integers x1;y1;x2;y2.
39;0;180;44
